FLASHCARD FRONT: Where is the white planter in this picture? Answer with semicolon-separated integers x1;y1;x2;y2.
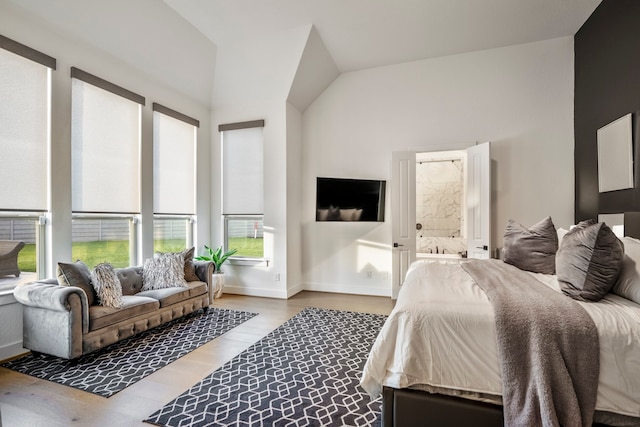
212;273;225;300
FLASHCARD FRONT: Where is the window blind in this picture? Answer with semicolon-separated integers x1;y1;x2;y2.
71;77;142;213
222;125;264;215
153;107;197;215
0;45;51;211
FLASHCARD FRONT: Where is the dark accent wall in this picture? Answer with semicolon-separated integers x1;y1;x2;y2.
575;0;640;222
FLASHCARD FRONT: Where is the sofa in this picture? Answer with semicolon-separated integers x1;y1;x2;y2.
13;251;214;360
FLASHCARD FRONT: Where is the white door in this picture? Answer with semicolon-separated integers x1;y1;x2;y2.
391;151;416;299
465;142;491;259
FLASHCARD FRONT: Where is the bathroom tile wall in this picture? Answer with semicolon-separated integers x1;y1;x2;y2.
416;159;466;255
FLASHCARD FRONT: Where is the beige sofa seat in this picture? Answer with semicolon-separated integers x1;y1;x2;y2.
89;296;160;331
137;281;208;308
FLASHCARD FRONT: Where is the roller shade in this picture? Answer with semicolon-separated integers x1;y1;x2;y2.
153;107;197;215
0;44;51;211
221;125;264;215
71;77;142;213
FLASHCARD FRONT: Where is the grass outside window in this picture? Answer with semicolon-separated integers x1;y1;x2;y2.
16;238;264;273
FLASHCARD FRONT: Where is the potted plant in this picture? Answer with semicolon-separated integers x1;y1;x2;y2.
195;245;238;299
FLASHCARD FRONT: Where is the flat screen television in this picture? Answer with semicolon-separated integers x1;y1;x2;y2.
316;177;386;222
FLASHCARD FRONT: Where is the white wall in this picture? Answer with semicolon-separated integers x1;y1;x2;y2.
209;27;311;299
211;102;290;298
301;37;575;296
0;1;212;359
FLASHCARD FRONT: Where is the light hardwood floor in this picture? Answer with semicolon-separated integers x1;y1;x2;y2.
0;291;395;427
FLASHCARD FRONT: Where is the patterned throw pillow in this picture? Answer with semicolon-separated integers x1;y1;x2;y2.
90;263;123;308
155;247;199;282
142;252;188;291
57;260;97;306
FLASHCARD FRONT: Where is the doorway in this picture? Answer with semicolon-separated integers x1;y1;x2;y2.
391;142;490;298
415;150;467;258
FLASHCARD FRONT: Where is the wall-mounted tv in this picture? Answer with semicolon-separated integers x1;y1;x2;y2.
316;177;386;222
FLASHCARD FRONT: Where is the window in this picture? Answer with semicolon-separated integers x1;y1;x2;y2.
71;216;133;269
71;68;144;266
220;120;264;258
152;103;198;253
0;35;55;283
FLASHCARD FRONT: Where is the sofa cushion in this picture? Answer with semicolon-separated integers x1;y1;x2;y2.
116;266;144;295
137;281;207;308
57;261;97;306
90;263;123;308
89;295;159;332
142;252;188;291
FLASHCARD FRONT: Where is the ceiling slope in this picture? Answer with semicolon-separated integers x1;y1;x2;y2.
7;0;217;108
287;26;340;112
165;0;602;72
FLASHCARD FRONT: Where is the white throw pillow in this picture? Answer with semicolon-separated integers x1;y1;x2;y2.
142;252;188;291
90;263;123;308
612;236;640;304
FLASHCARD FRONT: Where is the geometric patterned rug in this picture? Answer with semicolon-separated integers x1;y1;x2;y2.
2;307;257;398
144;307;387;427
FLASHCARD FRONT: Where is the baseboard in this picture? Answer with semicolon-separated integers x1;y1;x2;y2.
220;282;390;299
303;282;391;297
222;285;289;299
0;341;27;363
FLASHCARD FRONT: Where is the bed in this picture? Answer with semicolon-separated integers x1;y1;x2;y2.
361;218;640;427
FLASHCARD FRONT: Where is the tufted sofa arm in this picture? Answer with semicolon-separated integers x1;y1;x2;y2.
14;280;89;358
14;280;90;334
193;261;215;304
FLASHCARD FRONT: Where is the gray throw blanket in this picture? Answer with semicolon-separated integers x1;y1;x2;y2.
461;259;599;427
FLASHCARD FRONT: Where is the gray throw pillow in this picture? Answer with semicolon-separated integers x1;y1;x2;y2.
326;205;341;221
556;220;624;302
57;260;97;306
90;263;123;308
503;216;558;274
142;252;188;291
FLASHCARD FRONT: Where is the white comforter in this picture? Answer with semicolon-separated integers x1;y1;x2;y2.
360;260;640;418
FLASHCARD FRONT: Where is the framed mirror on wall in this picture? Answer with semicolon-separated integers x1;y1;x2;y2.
597;113;634;193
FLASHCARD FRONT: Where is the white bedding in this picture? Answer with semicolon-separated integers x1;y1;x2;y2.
360;259;640;418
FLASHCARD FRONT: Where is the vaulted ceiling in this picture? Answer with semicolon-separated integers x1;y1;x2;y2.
5;0;602;109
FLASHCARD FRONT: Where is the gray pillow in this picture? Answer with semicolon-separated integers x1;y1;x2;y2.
556;220;624;302
90;263;123;308
57;261;97;306
503;216;558;274
326;205;341;221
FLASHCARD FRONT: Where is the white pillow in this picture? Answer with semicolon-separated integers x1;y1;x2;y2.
317;209;328;221
90;262;123;308
339;208;363;221
142;252;188;291
612;236;640;305
557;227;569;244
